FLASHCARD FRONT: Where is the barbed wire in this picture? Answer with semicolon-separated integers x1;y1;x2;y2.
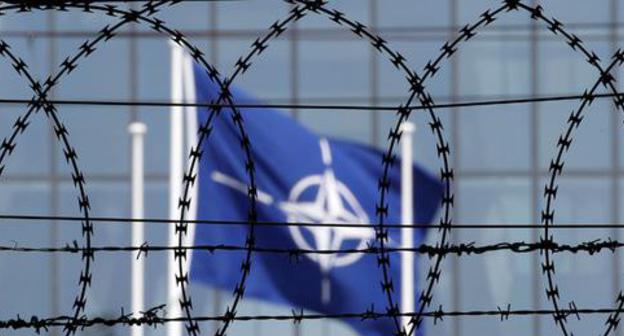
1;237;623;259
1;303;624;331
2;213;623;229
6;21;624;41
0;1;192;335
0;91;620;111
0;0;622;336
0;5;98;335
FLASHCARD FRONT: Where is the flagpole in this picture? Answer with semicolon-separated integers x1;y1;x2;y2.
182;52;199;272
400;122;416;333
129;121;147;336
168;41;184;336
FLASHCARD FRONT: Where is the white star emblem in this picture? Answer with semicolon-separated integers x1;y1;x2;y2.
211;138;375;303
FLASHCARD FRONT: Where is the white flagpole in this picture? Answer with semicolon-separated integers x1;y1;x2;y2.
129;121;147;336
182;53;199;261
168;41;185;336
400;122;416;333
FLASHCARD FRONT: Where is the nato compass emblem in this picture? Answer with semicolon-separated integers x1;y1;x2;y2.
211;138;375;303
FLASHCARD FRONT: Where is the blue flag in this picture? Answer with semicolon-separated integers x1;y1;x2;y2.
190;63;443;336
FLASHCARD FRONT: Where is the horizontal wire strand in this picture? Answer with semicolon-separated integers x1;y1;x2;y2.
0;213;621;229
0;304;618;329
6;91;623;111
0;237;620;257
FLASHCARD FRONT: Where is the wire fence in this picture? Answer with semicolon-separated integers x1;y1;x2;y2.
0;1;622;336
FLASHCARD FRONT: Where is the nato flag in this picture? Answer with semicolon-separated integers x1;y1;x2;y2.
189;63;442;336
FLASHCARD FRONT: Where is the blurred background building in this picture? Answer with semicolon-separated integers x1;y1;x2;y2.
0;0;622;335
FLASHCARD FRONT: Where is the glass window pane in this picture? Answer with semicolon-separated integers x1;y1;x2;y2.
0;184;52;320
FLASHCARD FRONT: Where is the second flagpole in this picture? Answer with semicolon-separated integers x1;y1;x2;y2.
129;121;147;336
168;41;185;336
400;122;416;333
